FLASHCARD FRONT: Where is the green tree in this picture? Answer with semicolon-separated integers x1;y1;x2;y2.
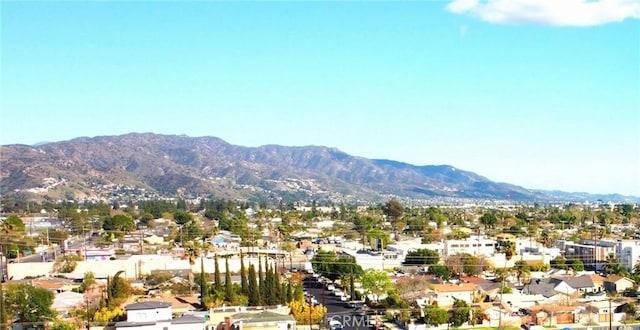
514;260;531;285
403;249;440;266
286;283;294;303
240;253;248;295
200;255;207;308
500;241;516;260
424;304;449;326
353;215;375;246
4;283;55;329
427;265;451;281
51;321;75;330
311;250;364;280
384;199;404;240
102;214;135;236
550;256;568;270
604;254;628;276
258;257;265;303
174;210;193;225
450;300;471;327
384;200;404;222
79;271;96;293
569;259;585;271
479;212;498;229
224;257;235;303
264;262;277;305
248;264;260;306
138;213;155;227
46;229;69;246
214;255;222;292
540;230;554;248
361;269;392;302
2;215;25;233
53;254;80;273
106;271;130;308
367;228;390;251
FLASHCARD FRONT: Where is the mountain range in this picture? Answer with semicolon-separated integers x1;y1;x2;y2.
0;133;635;204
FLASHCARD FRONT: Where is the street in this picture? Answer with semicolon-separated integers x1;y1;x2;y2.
303;275;382;330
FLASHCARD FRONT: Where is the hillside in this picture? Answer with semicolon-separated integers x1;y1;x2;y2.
0;132;603;204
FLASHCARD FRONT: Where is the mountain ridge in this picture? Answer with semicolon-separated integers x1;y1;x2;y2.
0;132;636;204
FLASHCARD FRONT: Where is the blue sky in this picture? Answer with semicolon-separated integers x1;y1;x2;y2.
1;1;639;196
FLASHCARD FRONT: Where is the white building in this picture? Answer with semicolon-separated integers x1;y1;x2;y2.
616;240;640;272
386;243;444;262
124;301;172;323
115;301;208;330
444;235;496;257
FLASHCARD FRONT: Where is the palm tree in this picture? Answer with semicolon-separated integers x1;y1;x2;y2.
499;241;516;260
540;230;552;248
604;254;628;276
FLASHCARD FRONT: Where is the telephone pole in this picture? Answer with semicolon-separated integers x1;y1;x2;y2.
0;253;5;330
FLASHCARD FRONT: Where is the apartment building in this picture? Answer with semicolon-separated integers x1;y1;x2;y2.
615;240;640;272
557;239;617;271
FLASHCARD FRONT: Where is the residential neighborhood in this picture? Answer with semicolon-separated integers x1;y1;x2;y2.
0;198;639;330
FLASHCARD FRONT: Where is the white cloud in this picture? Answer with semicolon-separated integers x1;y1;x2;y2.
446;0;640;26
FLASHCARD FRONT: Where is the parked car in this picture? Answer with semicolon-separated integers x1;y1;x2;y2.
328;320;343;330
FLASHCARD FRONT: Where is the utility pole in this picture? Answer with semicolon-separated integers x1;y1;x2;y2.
309;293;313;330
82;228;88;260
139;230;144;255
86;297;91;330
498;255;508;330
0;253;5;330
609;297;613;330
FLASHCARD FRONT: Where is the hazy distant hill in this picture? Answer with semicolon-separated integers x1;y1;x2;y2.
0;133;635;203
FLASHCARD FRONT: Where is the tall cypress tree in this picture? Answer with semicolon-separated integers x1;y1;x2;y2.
214;254;222;292
275;265;284;304
258;256;265;304
264;261;274;305
224;257;235;303
240;252;248;295
248;264;260;306
200;256;207;308
286;283;293;303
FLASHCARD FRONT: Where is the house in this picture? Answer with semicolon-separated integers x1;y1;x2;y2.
522;277;576;302
115;301;172;330
460;276;502;297
52;291;84;317
171;314;207;330
604;275;635;293
430;283;477;305
230;311;296;330
481;302;520;328
522;278;566;302
555;274;597;293
528;304;579;326
585;299;627;323
144;235;166;245
589;274;606;292
31;277;78;293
